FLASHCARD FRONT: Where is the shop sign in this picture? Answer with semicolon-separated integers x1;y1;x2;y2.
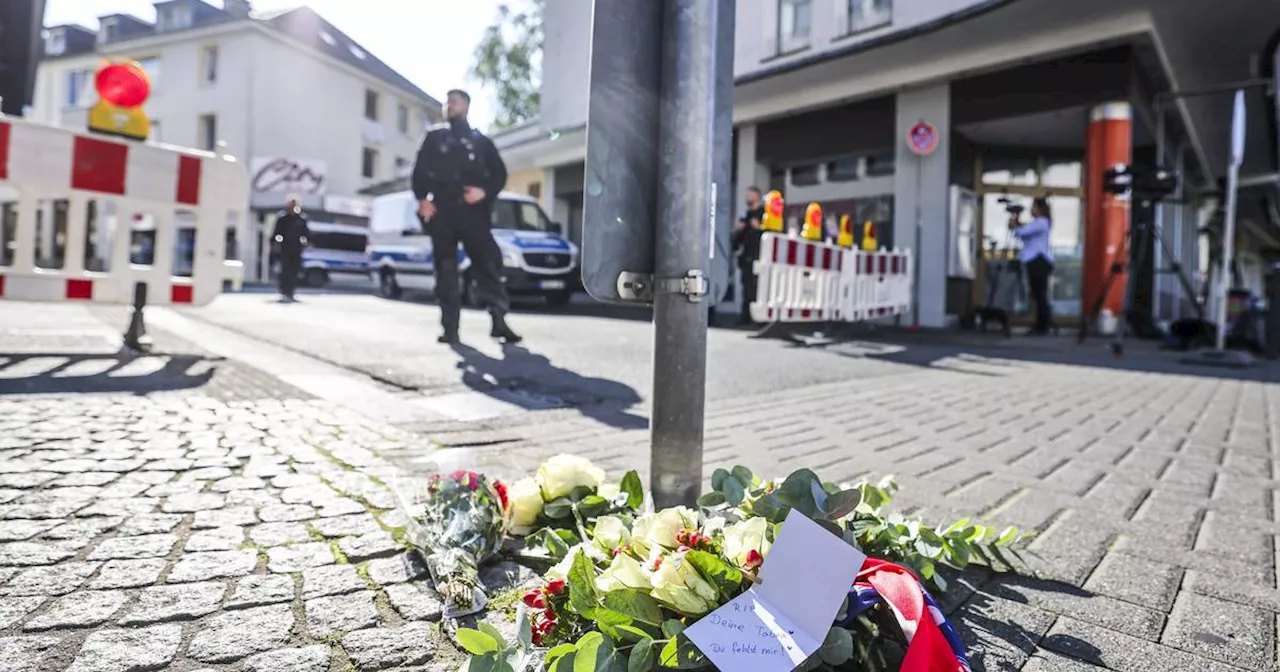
250;157;327;196
907;121;939;156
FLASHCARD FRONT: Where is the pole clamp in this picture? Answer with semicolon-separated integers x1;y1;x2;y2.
616;270;709;303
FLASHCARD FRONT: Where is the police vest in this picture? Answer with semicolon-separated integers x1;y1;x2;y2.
424;124;490;196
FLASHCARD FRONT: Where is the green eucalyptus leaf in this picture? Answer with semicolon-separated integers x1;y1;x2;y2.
661;619;686;638
943;518;970;536
548;651;575;672
996;526;1020;546
460;653;498;672
731;466;754;488
544;499;574;519
477;621;506;648
614;625;655;643
823;489;862;520
516;604;533;651
456;629;500;656
573;632;608;672
629;638;655;672
579;495;610;517
546;644;576;663
569;485;596;502
722;478;746;507
818;627;854;665
711;468;731;491
696;492;727;508
621;471;645;509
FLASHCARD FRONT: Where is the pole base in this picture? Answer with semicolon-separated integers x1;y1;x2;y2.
123;309;152;354
1180;349;1255;369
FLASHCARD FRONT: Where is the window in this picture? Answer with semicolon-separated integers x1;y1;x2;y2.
362;147;378;179
492;200;554;232
864;150;895;177
159;5;193;31
309;231;367;253
201;45;218;85
394;156;411;176
777;0;812;54
826;157;859;182
198;114;217;151
791;164;820;186
47;32;66;56
66;69;91;108
100;21;118;43
397;104;409;134
847;0;892;34
528;182;542;200
364;89;379;121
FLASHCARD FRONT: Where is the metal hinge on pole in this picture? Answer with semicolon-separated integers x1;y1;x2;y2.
616;269;709;303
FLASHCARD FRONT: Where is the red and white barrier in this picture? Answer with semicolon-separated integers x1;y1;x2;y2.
0;117;248;307
750;232;913;325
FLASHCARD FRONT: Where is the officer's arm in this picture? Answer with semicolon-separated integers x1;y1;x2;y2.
300;219;311;247
411;134;440;202
271;216;284;242
480;137;508;201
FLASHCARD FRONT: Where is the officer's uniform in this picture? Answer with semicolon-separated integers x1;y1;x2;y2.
272;208;309;300
411;120;515;342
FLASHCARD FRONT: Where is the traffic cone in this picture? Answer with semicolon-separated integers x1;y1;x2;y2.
802;203;823;241
762;190;785;232
861;221;878;251
836;215;854;247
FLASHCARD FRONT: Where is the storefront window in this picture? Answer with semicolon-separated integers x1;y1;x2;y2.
791;164;820;186
979;192;1083;318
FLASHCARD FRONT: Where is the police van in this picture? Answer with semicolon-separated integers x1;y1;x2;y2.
366;190;579;306
298;222;370;287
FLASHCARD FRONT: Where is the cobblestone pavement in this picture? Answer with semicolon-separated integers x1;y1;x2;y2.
3;299;1280;670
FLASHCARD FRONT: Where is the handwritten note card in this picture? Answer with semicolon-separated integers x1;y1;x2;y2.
684;509;867;672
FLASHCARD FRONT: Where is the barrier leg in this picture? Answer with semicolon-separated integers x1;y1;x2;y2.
123;281;152;353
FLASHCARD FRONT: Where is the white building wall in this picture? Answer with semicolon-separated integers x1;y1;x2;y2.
893;84;951;328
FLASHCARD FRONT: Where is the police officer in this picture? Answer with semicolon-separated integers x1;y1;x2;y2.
412;89;521;344
272;195;309;301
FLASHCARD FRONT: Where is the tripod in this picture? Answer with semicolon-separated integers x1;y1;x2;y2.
1078;196;1202;355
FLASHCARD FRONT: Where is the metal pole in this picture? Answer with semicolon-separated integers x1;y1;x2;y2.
1154;105;1166;325
913;154;923;327
1214;90;1246;352
649;0;724;509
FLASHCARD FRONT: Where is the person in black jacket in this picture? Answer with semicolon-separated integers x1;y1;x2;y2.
412;89;520;344
732;186;765;325
272;196;309;301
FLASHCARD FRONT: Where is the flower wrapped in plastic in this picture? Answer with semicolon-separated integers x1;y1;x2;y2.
394;469;508;618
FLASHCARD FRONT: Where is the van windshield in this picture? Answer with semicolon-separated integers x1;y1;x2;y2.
492;199;554;233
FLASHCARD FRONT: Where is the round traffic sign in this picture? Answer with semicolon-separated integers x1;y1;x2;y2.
907;121;939;156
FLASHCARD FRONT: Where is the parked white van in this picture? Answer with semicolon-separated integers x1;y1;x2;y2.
366;190;579;306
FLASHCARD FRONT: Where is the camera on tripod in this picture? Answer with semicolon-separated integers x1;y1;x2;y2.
997;196;1024;216
1102;164;1179;203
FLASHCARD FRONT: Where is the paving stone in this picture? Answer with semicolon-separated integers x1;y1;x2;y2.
268;543;335;573
317;498;368;518
376;509;411;529
249;522;314;547
260;504;316;523
0;521;59;541
212;476;268;492
0;635;61;672
43;517;123;542
305;590;380;637
383;583;444;622
193;506;258;529
227;574;296;609
1022;649;1111;671
242;645;332;672
187;604;296;663
338;532;400;563
312;513;382;538
51;472;120;487
167;550;258;583
143;458;194;471
0;541;78;566
1043;616;1241;672
302;564;366;599
2;562;100;596
182;467;235;481
0;473;57;489
88;559;168;589
78;498;159;517
87;534;177;560
160;493;226;513
983;575;1165;641
1083;550;1184;613
343;623;434;671
1161;592;1273;670
64;624;182;672
952;592;1057;665
0;597;45;629
146;481;207;498
23;590;128;631
119;581;227;625
185;526;245;552
114;514;183;536
366;553;429;585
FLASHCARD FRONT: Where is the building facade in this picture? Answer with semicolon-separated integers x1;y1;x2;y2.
497;0;1280;329
29;0;441;282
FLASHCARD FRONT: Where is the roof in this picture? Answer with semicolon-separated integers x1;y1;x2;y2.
41;2;438;107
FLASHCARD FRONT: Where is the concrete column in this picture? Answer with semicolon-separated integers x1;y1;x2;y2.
1083;102;1132;319
541;167;557;215
893;84;951;328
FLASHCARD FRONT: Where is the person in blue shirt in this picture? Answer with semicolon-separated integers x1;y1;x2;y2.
1011;197;1054;335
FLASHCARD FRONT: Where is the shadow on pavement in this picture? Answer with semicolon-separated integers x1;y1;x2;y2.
449;342;647;430
0;349;220;396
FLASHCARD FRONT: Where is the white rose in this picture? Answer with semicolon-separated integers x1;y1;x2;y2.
650;552;719;616
721;516;771;567
592;515;631;553
646;506;699;549
505;477;543;535
630;514;655;556
598;482;622;500
546;544;588;581
537;454;606;500
595;553;652;593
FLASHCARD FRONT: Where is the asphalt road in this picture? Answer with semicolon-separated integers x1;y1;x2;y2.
182;288;921;412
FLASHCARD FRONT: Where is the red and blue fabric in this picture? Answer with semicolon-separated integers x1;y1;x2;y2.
834;558;970;672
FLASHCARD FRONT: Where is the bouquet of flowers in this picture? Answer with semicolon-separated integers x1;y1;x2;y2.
394;469;509;618
452;459;1031;672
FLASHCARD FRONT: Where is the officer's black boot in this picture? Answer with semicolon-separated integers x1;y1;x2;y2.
490;312;522;344
438;310;461;344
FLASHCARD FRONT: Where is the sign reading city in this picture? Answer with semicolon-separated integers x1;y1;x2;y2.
907;120;939;156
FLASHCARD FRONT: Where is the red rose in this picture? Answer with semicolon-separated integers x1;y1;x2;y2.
522;588;547;609
545;579;567;596
744;549;763;571
493;479;510;510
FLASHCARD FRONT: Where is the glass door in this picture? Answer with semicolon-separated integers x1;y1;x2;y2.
977;192;1083;318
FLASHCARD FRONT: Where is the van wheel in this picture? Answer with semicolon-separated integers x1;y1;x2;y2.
379;269;402;299
546;291;572;309
304;268;328;288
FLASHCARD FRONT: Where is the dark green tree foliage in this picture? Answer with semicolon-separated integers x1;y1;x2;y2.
470;0;543;130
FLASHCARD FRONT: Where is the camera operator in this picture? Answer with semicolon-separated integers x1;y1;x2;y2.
1010;197;1054;335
